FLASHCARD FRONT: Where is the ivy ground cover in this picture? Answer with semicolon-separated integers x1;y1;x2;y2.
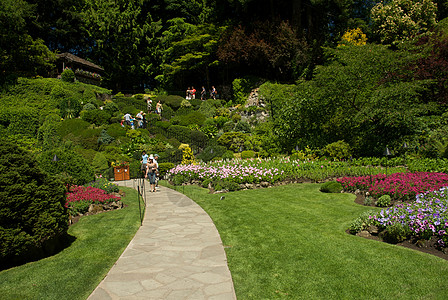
165;182;448;299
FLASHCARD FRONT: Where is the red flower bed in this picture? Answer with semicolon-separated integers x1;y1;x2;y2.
338;172;448;201
66;185;120;208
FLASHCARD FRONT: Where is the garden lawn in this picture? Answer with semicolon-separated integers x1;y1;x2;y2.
169;182;448;299
0;187;141;300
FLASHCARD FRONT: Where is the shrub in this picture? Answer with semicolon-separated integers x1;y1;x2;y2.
97;129;115;145
59;96;82;119
223;120;235;132
380;223;411;244
217;131;247;152
199;100;217;118
197;145;227;162
181;99;192;108
92;152;109;176
61;68;75;82
85;178;119;194
241;150;256;159
161;104;174;119
190;130;209;150
57;118;90;138
221;180;240;191
235;120;251;133
158;162;175;177
81;109;111;126
348;210;377;234
202;178;212;188
83;103;96;111
376;195;391;207
156;95;184;110
103;101;119;115
320;181;343;193
38;149;95;185
66;185;120;216
324;140;352;160
106;123;127;138
222;150;235;160
167;125;192;144
0;107;40;137
0;138;68;268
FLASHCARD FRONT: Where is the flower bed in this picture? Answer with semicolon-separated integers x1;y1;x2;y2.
366;187;448;248
338;172;448;201
166;157;407;189
66;185;121;216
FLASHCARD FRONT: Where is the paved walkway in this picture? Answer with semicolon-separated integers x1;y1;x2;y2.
88;179;236;300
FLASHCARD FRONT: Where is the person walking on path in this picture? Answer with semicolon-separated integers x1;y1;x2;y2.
156;100;163;115
191;86;196;99
201;86;206;100
211;86;217;99
153;153;160;191
141;151;148;175
145;155;158;192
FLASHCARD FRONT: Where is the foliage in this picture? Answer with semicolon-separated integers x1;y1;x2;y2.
241;150;256;159
323;140;352;160
348;210;378;234
158;162;175;177
80;109;111;126
85;178;119;194
156;95;184;110
232;76;260;105
376;195;392;207
38;149;95;186
65;185;120;215
338;28;367;46
197;144;228;162
92;152;109;176
217;131;247;152
0;137;68;268
371;0;438;45
0;107;40;137
59;96;82;119
179;144;195;165
61;69;75;83
320;181;343;193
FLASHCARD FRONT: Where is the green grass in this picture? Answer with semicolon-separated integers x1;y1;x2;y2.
165;182;448;299
0;187;141;300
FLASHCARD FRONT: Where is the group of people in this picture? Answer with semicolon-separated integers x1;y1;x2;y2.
141;151;159;192
121;111;146;129
187;86;217;100
146;98;163;116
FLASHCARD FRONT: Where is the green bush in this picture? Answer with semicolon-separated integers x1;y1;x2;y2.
324;140;352;160
348;210;377;234
0;138;68;268
199;100;218;118
92;152;109;176
57;118;90;138
59;96;82;119
217;131;247;152
156;95;184;110
167;125;192;144
80;109;111;126
235;120;251;133
61;68;75;82
38;149;95;185
222;150;235;160
97;129;115;145
376;195;391;207
202;178;211;188
198;145;227;162
223;120;235;132
158;162;175;177
241;150;256;159
380;223;411;244
85;178;119;194
106;123;127;138
320;181;343;193
83;103;96;111
103;101;119;115
161;105;174;119
0;107;40;137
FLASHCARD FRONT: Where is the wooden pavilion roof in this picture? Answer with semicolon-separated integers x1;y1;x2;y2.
57;52;104;72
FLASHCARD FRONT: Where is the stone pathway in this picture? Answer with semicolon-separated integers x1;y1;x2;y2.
88;179;236;300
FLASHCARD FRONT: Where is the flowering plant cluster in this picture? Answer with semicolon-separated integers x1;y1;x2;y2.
66;185;121;208
338;172;448;201
370;186;448;247
168;161;284;184
85;178;119;194
111;160;129;168
75;68;102;80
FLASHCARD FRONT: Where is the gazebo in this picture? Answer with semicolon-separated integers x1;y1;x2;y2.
56;53;104;86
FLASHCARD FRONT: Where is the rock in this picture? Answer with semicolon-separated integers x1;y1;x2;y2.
355;189;361;195
356;231;371;238
367;225;379;235
245;183;254;189
261;181;270;188
88;204;104;214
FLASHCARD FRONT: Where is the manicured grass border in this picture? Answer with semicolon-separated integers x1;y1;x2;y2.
163;181;448;299
0;187;141;300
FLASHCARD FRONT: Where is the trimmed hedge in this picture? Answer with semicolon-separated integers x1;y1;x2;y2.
0;138;68;268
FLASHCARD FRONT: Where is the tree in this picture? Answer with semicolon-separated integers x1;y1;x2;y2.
371;0;438;45
0;0;55;83
80;0;161;91
157;18;225;90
